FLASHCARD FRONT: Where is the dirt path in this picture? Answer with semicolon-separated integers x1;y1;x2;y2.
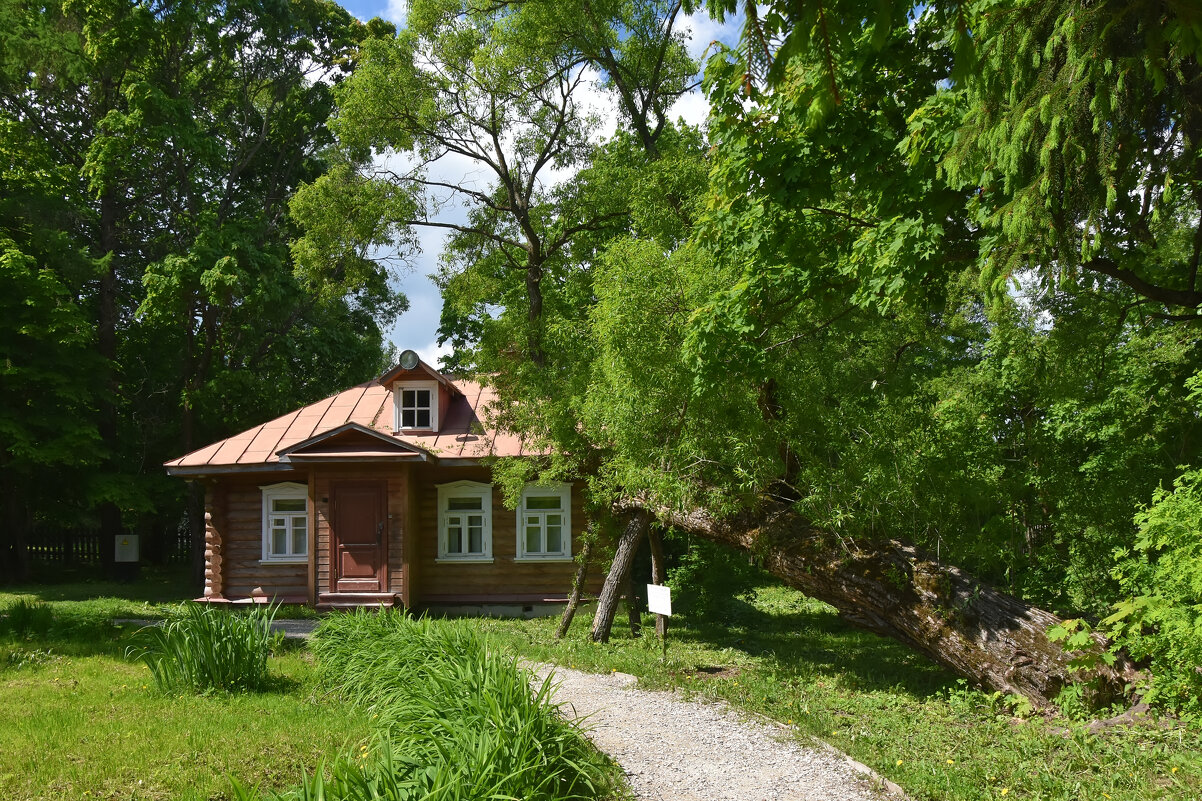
532;665;901;801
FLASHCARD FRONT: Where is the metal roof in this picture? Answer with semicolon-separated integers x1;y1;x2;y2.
164;377;535;475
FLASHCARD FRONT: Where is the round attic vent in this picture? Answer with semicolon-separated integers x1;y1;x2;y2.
399;349;420;370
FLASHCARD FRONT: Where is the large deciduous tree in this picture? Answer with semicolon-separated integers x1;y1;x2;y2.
585;0;1202;708
0;0;404;578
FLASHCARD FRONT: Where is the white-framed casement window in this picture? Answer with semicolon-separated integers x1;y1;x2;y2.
436;481;493;562
394;381;439;431
260;482;308;563
516;484;571;561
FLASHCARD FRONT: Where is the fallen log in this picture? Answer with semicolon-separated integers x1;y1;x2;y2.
616;498;1137;711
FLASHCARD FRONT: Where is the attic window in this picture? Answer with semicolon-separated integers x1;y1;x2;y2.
394;381;438;431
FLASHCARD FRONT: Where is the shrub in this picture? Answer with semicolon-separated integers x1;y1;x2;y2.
238;610;617;801
127;602;281;693
667;537;768;621
1106;467;1202;715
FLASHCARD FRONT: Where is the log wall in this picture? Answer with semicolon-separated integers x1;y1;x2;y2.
209;472;309;600
204;464;601;607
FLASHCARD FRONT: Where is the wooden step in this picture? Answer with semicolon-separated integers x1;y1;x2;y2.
316;592;399;610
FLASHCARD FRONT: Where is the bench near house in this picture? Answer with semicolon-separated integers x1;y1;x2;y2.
165;350;599;615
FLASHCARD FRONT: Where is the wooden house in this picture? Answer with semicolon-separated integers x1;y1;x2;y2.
165;351;597;614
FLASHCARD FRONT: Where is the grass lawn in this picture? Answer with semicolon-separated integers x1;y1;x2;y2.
480;584;1202;801
0;577;367;801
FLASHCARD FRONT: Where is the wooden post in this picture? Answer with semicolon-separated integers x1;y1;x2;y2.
649;526;667;640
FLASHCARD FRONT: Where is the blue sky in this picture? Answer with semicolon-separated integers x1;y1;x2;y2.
330;1;739;366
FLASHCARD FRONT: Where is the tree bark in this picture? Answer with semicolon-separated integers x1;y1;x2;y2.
590;510;650;643
96;186;122;578
649;526;668;640
619;499;1137;711
555;539;593;639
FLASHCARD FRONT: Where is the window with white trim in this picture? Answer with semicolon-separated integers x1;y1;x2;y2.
436;481;492;561
261;482;308;562
394;381;439;430
517;484;571;561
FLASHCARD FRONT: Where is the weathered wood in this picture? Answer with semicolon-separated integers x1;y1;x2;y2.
555;539;593;639
591;510;650;643
620;499;1137;711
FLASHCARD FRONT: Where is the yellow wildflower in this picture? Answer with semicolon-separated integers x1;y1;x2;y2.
1000;790;1008;797
946;759;955;765
896;760;903;767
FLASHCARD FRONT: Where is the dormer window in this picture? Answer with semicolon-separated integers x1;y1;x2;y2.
394;380;439;431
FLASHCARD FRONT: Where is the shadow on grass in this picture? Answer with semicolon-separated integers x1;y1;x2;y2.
2;564;195;604
669;594;958;701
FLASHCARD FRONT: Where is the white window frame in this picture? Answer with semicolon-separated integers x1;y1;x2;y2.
516;483;572;562
260;482;308;563
394;380;440;431
435;480;493;563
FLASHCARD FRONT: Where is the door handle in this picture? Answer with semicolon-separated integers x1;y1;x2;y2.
376;521;383;545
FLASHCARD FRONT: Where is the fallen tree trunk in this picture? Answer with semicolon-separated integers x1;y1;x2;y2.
618;498;1137;711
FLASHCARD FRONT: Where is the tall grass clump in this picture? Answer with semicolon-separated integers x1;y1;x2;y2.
237;610;618;801
127;602;281;693
0;599;55;638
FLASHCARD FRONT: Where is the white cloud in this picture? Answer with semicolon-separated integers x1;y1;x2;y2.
668;89;711;130
415;337;453;368
678;8;743;61
385;0;406;26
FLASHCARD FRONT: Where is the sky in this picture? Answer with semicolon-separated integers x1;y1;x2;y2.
332;1;741;366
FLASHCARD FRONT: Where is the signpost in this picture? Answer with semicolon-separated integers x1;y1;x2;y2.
646;584;672;661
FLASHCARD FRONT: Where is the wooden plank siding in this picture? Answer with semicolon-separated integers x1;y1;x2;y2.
204;463;602;609
410;465;603;605
210;473;309;600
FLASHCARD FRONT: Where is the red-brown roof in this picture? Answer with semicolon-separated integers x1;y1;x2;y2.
165;377;533;474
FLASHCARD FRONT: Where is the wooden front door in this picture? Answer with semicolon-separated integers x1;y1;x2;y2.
330;481;387;593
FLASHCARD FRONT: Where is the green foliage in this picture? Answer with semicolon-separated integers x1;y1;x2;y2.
126;602;282;694
0;599;55;639
666;537;768;620
0;593;368;801
237;610;619;801
1105;465;1202;715
1;0;401;556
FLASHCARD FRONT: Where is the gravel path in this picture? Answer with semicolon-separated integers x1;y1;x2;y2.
117;618;897;798
532;665;900;801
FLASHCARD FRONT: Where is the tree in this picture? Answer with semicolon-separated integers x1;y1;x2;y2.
578;0;1202;707
0;0;403;575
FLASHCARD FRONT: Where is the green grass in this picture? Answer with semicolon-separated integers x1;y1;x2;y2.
241;610;625;801
0;588;370;801
480;584;1202;801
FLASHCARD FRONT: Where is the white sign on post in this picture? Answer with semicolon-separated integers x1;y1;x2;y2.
646;584;672;617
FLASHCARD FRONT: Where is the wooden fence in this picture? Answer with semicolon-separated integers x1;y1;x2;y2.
25;523;192;566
